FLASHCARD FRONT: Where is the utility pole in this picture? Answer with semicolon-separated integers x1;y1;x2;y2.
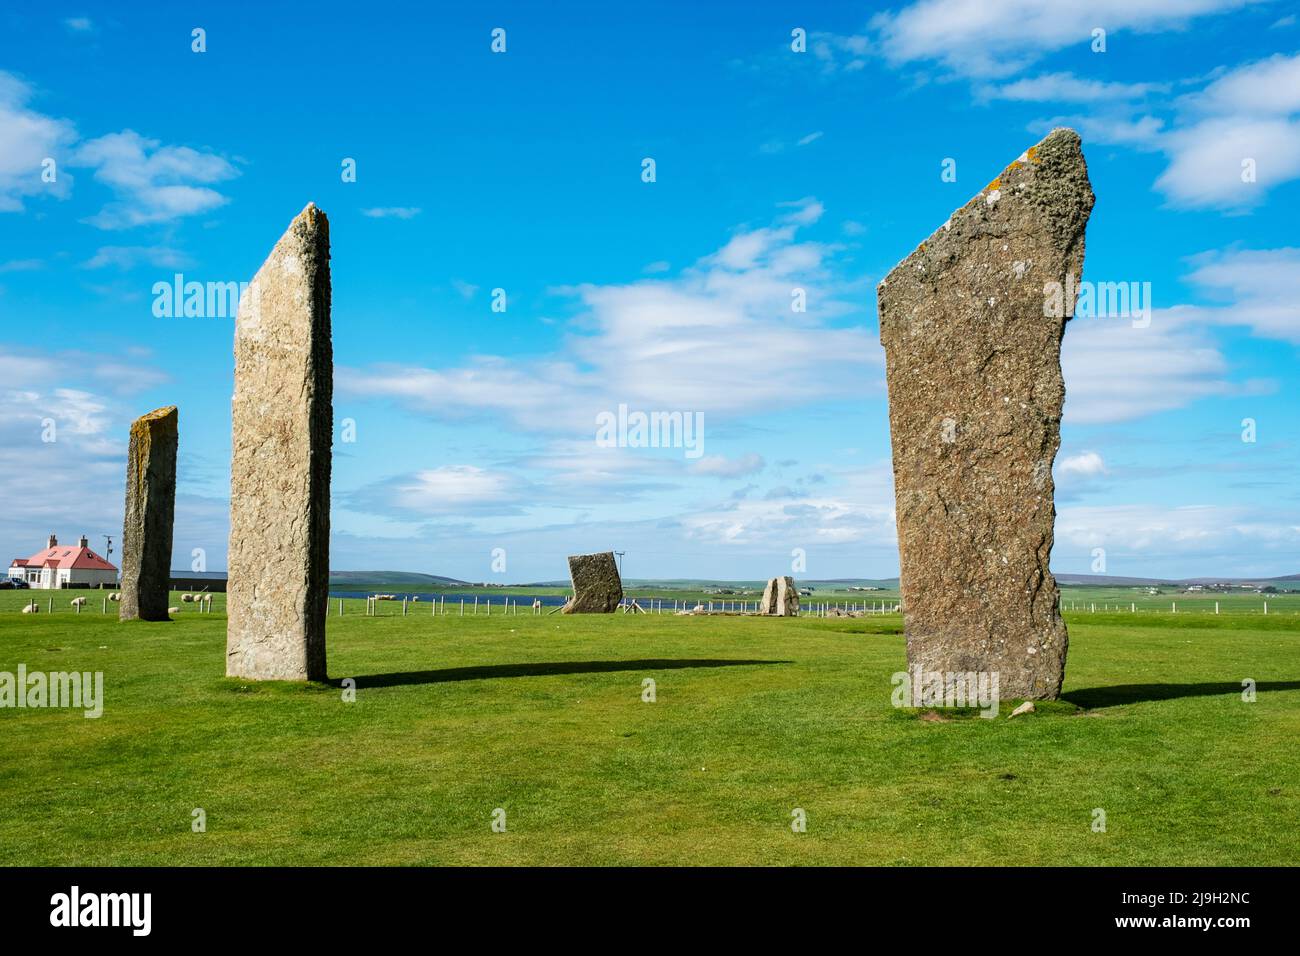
102;534;113;558
614;551;625;579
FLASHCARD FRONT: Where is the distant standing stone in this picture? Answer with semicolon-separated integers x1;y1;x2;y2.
775;576;799;616
562;552;623;613
758;576;799;616
877;128;1094;700
120;406;178;622
226;204;332;681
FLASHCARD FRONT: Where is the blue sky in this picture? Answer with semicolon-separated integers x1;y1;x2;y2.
2;0;1297;582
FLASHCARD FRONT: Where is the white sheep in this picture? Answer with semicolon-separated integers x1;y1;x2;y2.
21;603;39;614
181;594;195;603
167;606;180;614
109;593;121;602
70;597;87;607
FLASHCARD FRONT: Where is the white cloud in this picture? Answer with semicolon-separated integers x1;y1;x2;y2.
808;32;871;74
12;387;110;439
0;258;44;273
693;453;766;479
678;464;897;549
1030;54;1300;209
0;72;239;227
986;72;1169;103
513;439;680;493
340;199;881;433
1155;55;1300;209
1188;52;1300;115
797;130;824;146
1062;311;1235;424
1055;450;1110;501
1178;246;1300;344
0;347;172;560
0;71;76;213
870;0;1257;78
1060;245;1297;422
1058;450;1107;478
1056;503;1300;563
63;17;94;32
348;465;527;518
361;206;422;219
393;466;517;508
82;245;190;270
73;130;238;229
1155;114;1300;209
339;357;587;433
1034;113;1165;148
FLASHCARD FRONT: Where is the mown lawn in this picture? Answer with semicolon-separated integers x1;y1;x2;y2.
0;591;1297;865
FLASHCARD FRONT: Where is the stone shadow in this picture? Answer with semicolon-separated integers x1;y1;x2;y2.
339;658;791;689
1064;681;1300;709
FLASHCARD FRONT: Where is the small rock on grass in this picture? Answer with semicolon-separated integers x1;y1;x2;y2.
1008;701;1036;718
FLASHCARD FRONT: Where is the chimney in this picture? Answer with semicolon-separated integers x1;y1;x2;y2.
79;534;89;549
48;533;57;549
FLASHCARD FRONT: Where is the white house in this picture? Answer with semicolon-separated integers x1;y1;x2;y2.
8;534;118;589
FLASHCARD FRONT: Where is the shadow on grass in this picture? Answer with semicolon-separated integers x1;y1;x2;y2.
338;658;791;689
1065;681;1300;709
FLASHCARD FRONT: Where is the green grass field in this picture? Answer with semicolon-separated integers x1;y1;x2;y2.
1;588;1297;865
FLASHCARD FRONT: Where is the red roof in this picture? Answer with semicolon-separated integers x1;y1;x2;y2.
12;546;117;573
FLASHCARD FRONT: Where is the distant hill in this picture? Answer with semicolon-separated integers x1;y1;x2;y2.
524;577;905;590
1056;572;1300;588
329;571;470;587
328;570;1299;591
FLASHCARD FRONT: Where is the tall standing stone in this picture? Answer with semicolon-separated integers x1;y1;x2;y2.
226;204;332;681
120;406;178;622
877;128;1093;700
562;552;623;613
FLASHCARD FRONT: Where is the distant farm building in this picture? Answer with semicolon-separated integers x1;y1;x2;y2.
7;534;118;589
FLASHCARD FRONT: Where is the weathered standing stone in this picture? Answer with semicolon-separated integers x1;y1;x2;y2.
877;128;1093;700
561;552;623;613
226;204;332;681
120;406;178;622
775;576;799;616
758;576;799;616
